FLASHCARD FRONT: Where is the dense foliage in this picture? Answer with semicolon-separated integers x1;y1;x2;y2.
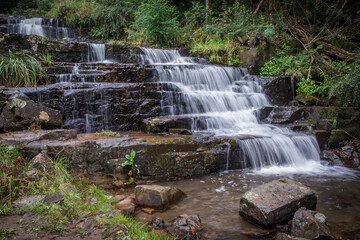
3;0;360;106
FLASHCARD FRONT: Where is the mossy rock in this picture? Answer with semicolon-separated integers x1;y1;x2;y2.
296;95;321;106
329;129;353;148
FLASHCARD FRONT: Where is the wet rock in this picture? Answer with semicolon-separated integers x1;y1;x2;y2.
276;224;289;232
321;150;343;166
168;128;192;135
115;198;136;215
37;129;77;141
150;216;169;229
113;194;128;201
113;180;126;189
263;76;294;105
135;185;184;210
240;228;277;238
153;151;216;178
335;149;359;168
142;116;193;133
13;195;43;207
169;214;203;239
29;152;53;172
0;95;61;132
0;131;229;180
256;107;274;121
239;178;317;228
291;207;334;240
264;107;307;124
44;191;64;203
314;130;331;150
276;233;307;240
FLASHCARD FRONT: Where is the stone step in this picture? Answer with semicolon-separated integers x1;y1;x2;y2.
0;130;265;180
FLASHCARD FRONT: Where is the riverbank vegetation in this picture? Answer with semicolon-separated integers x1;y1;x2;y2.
3;0;360;106
0;145;174;239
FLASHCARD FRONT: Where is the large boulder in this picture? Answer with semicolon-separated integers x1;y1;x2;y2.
135;185;184;210
291;207;334;240
0;93;61;132
263;76;294;105
239;178;317;228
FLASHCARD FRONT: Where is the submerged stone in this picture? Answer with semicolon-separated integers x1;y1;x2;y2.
135;185;184;210
239;178;317;228
291;207;334;240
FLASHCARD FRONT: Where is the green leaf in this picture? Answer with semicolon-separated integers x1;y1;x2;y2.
130;150;135;159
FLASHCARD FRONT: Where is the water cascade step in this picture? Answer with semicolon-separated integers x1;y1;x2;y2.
139;47;321;171
5;16;70;39
87;43;106;62
1;16;323;172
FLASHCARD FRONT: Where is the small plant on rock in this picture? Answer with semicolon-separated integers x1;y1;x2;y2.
121;150;140;185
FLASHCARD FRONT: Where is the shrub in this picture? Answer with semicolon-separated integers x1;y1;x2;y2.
129;0;180;46
0;51;44;87
319;60;360;107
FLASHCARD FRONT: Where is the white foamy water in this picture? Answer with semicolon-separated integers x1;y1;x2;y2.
140;47;353;176
87;43;106;62
8;17;69;39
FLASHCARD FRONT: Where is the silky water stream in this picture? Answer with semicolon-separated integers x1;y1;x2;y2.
136;48;360;239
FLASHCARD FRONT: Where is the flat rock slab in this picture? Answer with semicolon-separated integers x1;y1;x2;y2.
239;178;317;228
135;185;184;210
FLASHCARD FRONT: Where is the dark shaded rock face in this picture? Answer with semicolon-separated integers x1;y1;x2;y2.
239;178;317;228
0;93;61;132
261;107;308;124
291;207;334;240
263;76;294;105
22;82;172;133
321;140;360;168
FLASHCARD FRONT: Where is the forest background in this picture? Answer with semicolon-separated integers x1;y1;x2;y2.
1;0;360;107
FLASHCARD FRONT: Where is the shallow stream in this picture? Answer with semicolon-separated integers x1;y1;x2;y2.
136;169;360;239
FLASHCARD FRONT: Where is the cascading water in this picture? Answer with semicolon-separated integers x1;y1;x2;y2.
7;17;70;39
140;47;322;173
87;43;106;62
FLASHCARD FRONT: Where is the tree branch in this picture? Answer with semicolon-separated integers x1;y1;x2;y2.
253;0;265;15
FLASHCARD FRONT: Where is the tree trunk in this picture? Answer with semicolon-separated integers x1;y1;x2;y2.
253;0;265;15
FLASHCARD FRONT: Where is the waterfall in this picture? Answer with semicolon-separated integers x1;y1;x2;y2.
140;47;321;171
19;18;45;37
87;43;106;62
7;17;70;39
